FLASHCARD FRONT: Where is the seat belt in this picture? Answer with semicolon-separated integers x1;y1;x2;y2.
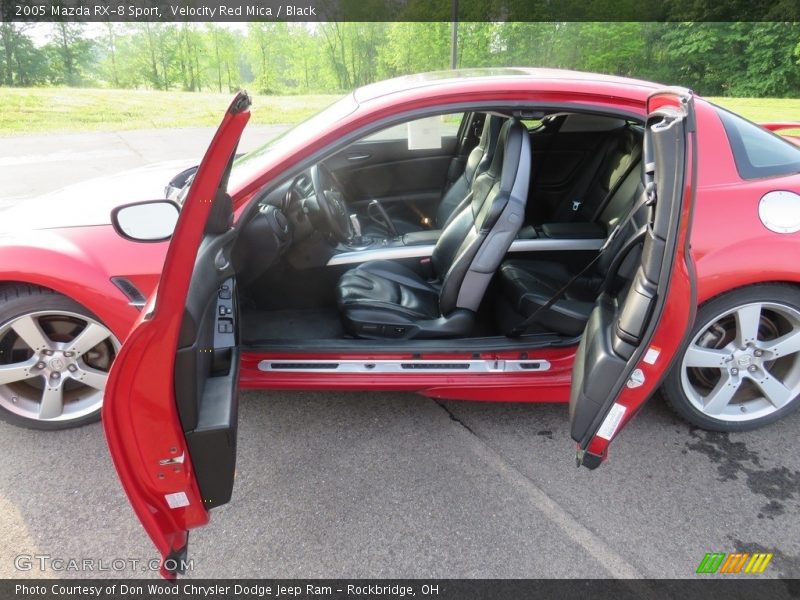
507;187;654;337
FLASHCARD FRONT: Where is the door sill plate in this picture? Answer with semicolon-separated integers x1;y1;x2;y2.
257;358;551;374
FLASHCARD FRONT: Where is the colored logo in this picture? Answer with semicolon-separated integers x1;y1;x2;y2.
696;552;773;574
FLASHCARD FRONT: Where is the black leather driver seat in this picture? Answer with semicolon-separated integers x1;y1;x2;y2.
337;118;531;339
364;114;504;236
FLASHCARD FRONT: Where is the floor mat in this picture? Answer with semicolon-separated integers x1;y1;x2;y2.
242;307;344;342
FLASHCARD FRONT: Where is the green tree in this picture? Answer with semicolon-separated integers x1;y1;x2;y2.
569;23;648;75
657;23;743;95
319;22;387;90
730;22;800;97
206;24;242;93
102;23;120;87
48;22;94;86
0;23;49;86
456;22;496;68
378;22;450;77
246;23;290;93
176;23;204;91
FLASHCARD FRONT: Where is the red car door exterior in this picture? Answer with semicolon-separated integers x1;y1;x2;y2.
103;93;250;578
568;88;698;469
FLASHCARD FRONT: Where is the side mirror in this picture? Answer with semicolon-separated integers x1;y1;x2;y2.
111;200;180;242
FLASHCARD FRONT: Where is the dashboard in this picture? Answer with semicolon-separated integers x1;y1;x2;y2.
234;171;330;283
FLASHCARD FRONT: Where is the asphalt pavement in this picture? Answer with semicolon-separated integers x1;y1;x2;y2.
0;125;286;208
0;127;798;582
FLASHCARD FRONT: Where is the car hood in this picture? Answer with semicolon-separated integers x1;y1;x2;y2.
0;160;192;232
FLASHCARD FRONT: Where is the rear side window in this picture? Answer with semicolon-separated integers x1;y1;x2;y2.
714;106;800;180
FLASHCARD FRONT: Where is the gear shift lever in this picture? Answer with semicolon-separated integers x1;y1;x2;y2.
347;213;372;249
349;214;362;240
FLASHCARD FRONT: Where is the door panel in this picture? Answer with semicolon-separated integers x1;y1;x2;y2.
323;113;465;225
103;93;250;578
330;140;458;199
174;243;239;510
568;89;697;469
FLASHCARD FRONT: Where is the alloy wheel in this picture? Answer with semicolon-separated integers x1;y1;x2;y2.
0;310;119;423
680;301;800;422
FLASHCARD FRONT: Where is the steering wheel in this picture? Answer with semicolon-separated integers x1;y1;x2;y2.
309;163;352;243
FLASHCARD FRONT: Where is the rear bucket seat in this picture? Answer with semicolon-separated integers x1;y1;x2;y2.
498;127;646;336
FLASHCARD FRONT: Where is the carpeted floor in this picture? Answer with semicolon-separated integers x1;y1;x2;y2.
241;307;344;342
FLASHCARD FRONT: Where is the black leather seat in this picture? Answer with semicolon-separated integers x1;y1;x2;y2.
498;160;646;337
338;118;531;339
364;115;504;236
498;259;598;336
546;125;643;224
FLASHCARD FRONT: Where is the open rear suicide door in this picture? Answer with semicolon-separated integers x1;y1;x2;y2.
567;88;698;469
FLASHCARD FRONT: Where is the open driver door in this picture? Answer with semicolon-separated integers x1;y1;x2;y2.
103;93;250;578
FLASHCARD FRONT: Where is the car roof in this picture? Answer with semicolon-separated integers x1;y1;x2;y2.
354;68;663;104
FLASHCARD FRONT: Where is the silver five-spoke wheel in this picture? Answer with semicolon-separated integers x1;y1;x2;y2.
0;287;119;429
664;286;800;431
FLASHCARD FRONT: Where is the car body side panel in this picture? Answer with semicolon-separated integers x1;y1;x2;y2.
693;180;800;304
0;227;162;340
239;347;576;402
690;100;800;303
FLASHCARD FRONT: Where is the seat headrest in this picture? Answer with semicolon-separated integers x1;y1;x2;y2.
487;118;526;193
476;115;504;170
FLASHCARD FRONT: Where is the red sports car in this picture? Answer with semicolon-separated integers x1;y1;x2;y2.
2;69;800;575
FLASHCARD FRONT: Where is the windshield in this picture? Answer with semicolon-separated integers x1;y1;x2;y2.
227;93;358;192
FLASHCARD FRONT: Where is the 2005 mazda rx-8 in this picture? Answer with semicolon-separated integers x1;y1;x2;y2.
2;69;800;575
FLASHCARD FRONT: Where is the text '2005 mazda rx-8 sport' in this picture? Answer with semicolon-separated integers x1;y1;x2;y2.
1;69;800;577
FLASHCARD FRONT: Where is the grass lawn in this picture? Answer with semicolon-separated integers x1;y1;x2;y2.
0;87;798;136
707;97;800;123
0;87;340;135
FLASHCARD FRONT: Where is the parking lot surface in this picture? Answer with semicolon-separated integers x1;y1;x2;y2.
1;392;799;580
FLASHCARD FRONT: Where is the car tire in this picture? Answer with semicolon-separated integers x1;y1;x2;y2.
0;284;120;430
662;284;800;432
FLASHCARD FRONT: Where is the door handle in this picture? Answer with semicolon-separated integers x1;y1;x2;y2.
345;152;371;161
